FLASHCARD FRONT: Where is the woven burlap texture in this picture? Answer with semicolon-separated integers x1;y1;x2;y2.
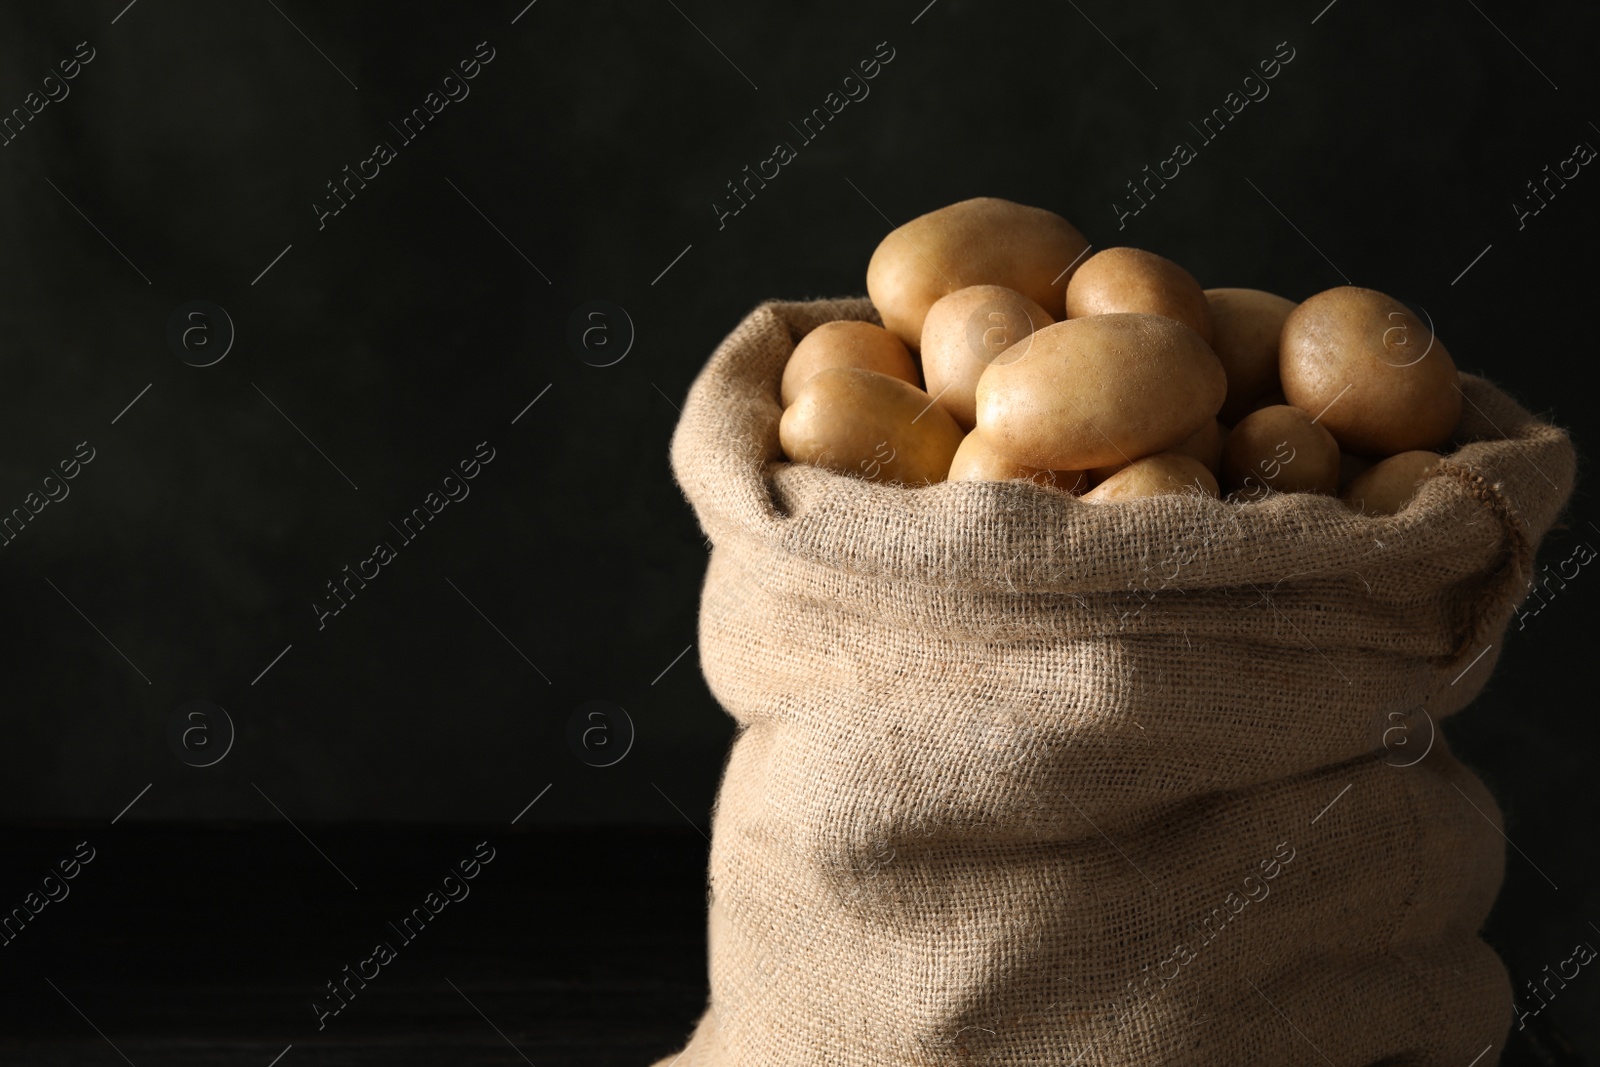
654;297;1577;1066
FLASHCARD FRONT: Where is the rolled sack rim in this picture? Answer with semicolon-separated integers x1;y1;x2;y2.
670;297;1577;614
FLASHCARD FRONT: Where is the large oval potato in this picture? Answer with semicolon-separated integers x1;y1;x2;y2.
780;320;919;407
920;285;1053;431
1206;287;1296;422
779;367;964;485
1280;286;1461;454
1081;453;1219;503
866;198;1089;348
974;313;1226;470
1066;247;1213;343
1341;450;1441;515
1221;404;1340;501
948;432;1085;491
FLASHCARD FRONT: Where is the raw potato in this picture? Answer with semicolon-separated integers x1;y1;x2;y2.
777;197;1475;504
975;313;1226;470
1081;453;1220;503
1065;247;1213;344
1206;288;1296;422
920;286;1054;431
1221;405;1340;501
1341;450;1441;516
948;432;1085;491
866;198;1089;348
1280;286;1462;454
780;321;919;407
779;367;964;485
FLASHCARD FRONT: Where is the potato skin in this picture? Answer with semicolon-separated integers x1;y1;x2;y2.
1341;450;1441;515
779;367;964;485
974;313;1226;471
1205;288;1296;422
1066;247;1213;344
780;321;920;408
920;286;1054;431
1081;453;1220;503
1280;286;1461;455
1221;405;1341;501
948;432;1085;491
866;197;1088;348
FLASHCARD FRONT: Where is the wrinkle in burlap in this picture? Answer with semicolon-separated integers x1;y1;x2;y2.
656;298;1576;1066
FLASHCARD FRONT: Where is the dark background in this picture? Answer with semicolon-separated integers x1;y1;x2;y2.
0;0;1595;1062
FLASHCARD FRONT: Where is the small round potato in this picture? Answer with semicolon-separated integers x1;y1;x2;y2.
1280;286;1461;454
920;285;1054;430
948;432;1085;491
1081;453;1220;503
780;320;919;408
779;367;964;485
974;313;1226;471
866;198;1089;348
1065;247;1213;343
1221;405;1341;501
1341;450;1441;516
1205;288;1296;422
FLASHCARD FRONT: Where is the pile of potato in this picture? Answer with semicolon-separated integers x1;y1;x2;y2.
778;197;1460;515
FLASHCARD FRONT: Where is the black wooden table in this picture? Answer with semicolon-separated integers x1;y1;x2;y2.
0;824;1583;1065
0;825;708;1066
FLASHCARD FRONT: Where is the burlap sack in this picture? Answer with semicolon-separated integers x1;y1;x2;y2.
656;297;1576;1066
